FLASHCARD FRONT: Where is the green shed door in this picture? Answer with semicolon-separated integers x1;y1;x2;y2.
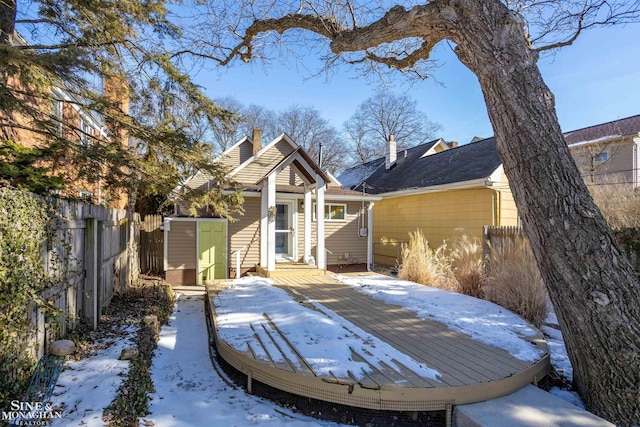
198;221;227;283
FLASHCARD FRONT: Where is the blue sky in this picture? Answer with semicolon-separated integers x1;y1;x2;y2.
196;23;639;146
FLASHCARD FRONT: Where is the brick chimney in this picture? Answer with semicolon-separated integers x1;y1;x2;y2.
252;128;262;155
385;134;397;170
104;74;129;148
448;141;459;149
103;73;130;209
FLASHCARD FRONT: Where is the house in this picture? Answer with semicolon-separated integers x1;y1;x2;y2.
339;136;518;266
163;130;380;285
0;32;129;208
565;115;640;186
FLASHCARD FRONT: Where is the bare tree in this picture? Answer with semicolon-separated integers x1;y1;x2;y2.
240;104;278;141
344;90;441;163
210;96;245;152
208;98;346;172
175;0;640;423
277;105;348;173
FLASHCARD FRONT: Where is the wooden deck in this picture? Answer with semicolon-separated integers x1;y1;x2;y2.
255;262;326;277
206;273;550;421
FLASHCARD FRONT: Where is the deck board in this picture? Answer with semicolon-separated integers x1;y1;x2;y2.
207;273;550;415
278;275;533;385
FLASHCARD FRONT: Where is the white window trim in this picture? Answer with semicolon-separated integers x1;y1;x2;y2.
79;119;93;146
312;202;347;222
594;151;609;163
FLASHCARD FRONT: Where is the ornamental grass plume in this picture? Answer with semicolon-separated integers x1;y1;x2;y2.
398;229;456;291
450;235;485;299
484;236;548;327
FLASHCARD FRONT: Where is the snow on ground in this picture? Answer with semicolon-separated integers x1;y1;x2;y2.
49;325;138;426
333;274;544;362
215;277;440;381
45;274;582;425
144;295;347;427
542;307;585;408
541;323;573;381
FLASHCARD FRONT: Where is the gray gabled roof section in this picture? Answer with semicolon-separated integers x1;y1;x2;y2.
340;138;502;194
564;114;640;146
338;139;443;191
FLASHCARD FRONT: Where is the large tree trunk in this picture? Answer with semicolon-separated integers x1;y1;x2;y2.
451;1;640;424
0;0;16;45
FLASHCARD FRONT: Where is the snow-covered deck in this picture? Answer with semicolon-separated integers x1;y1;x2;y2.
206;273;550;423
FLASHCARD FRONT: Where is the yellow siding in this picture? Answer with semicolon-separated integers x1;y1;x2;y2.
492;170;519;227
297;200;368;265
233;140;294;184
228;197;261;269
373;188;510;265
569;138;634;184
167;221;197;269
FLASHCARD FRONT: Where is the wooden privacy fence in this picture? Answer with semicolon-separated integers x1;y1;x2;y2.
483;225;640;273
482;225;527;260
139;214;164;275
30;197;140;359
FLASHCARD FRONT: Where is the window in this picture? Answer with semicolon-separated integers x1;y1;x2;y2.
313;203;347;221
79;119;93;146
51;101;63;135
78;190;93;202
594;152;609;162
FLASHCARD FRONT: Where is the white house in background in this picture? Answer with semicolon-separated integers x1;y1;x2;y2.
565;115;640;186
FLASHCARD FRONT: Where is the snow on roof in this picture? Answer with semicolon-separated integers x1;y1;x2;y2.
336;159;384;190
334;274;545;362
565;134;623;148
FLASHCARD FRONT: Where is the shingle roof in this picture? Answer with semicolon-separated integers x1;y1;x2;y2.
565;115;640;146
337;139;442;191
339;138;501;194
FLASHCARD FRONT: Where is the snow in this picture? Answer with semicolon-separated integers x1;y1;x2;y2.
548;387;586;409
336;160;383;190
333;274;544;362
50;325;138;426
566;134;622;148
144;295;346;427
541;324;573;382
45;274;585;425
214;276;440;380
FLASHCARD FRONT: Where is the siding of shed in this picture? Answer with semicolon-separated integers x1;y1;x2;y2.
166;221;197;269
165;220;197;285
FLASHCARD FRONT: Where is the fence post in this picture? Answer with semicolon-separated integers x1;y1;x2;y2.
482;225;490;261
84;218;98;330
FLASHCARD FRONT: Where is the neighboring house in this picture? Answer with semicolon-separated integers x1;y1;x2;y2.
164;130;380;285
0;32;129;208
565;115;640;186
339;136;518;266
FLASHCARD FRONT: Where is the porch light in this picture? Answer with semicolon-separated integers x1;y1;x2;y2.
268;205;277;222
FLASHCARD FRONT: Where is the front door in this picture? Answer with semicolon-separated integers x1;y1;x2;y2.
198;221;227;283
275;202;294;259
